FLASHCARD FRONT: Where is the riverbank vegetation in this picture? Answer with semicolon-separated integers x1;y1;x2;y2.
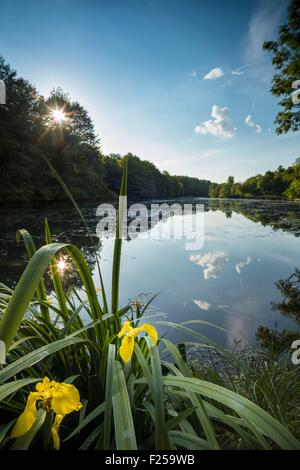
209;162;300;200
0;160;299;450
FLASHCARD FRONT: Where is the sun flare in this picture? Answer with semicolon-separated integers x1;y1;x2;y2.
57;259;66;274
51;108;66;123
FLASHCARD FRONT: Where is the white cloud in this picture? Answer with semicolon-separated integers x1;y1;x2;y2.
231;64;250;75
190;251;229;280
195;105;236;139
235;256;252;274
194;299;211;310
190;71;197;78
203;67;224;80
245;114;262;133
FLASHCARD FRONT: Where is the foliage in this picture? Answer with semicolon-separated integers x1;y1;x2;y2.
191;348;300;442
0;163;299;450
256;268;300;356
263;0;300;134
0;57;109;202
209;161;300;200
0;56;210;203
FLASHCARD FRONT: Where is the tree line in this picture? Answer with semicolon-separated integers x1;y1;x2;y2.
0;56;210;203
209;162;300;200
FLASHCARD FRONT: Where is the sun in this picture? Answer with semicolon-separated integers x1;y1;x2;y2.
51;108;66;123
57;258;67;274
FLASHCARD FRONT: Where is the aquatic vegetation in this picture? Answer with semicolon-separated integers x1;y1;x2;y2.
11;377;82;450
0;159;299;450
118;320;158;363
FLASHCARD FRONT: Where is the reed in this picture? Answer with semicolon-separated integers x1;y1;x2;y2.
0;158;299;450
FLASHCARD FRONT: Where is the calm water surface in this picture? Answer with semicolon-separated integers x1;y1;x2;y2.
1;198;300;347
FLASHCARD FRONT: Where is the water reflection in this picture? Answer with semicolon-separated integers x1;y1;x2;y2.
256;268;300;354
193;299;211;310
189;252;229;280
1;198;300;347
235;257;252;274
209;198;300;236
0;203;100;288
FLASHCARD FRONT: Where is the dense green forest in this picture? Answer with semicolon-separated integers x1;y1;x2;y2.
209;162;300;200
0;56;210;202
1;23;300;205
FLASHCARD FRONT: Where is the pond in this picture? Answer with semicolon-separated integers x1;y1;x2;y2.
1;198;300;348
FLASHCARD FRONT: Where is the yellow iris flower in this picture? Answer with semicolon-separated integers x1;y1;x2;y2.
11;377;82;449
118;320;158;363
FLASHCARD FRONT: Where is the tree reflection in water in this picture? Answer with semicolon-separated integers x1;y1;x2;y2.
256;269;300;355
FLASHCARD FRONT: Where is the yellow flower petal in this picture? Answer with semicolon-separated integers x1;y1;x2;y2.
139;323;158;344
11;392;39;438
51;426;60;450
118;320;132;338
51;383;82;415
51;413;64;450
119;334;135;363
35;377;57;398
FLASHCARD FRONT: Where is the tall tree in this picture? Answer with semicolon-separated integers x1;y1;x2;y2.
0;55;42;158
44;87;100;149
263;0;300;134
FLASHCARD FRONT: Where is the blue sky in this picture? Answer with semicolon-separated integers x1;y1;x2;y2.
1;0;299;182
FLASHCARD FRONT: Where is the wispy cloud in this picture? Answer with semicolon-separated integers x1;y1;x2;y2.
245;0;288;82
231;64;250;76
245;114;262;133
195;105;236;139
203;67;224;80
190;70;197;78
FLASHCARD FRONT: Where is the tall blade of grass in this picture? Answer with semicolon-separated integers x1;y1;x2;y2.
140;293;160;317
135;348;172;451
0;378;40;401
0;242;67;350
59;300;88;338
163;376;300;450
241;415;272;450
65;402;106;441
111;156;128;318
79;425;103;450
0;336;85;383
44;219;69;323
42;154;108;314
162;339;219;449
169;431;210;450
0;420;15;446
96;343;115;449
166;388;264;449
1;233;106;350
156;320;227;350
203;402;266;450
147;340;171;450
166;406;197;431
16;229;49;322
65;245;104;345
112;360;137;450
